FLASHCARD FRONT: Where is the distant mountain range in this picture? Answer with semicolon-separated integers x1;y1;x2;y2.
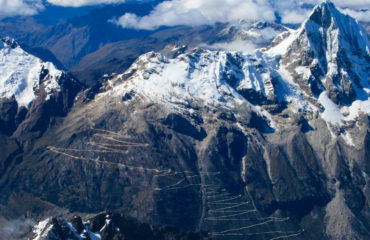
0;1;161;69
0;1;369;86
71;21;287;86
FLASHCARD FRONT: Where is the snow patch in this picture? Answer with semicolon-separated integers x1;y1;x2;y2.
295;66;311;80
318;92;344;125
341;132;355;147
342;98;370;121
32;218;52;240
254;105;276;129
110;51;246;110
265;30;297;56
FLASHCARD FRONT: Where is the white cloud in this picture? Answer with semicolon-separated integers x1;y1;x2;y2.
201;40;258;53
46;0;127;7
279;9;311;24
276;0;370;23
0;0;43;18
113;0;370;30
339;8;370;22
271;1;312;24
0;0;152;18
273;0;370;24
0;0;136;16
113;0;276;30
333;0;370;9
0;0;368;23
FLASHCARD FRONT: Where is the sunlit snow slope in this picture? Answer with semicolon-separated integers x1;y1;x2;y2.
0;37;62;107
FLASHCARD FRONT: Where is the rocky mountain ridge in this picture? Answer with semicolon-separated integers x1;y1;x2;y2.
0;1;369;240
103;0;369;142
71;20;288;86
31;212;211;240
0;37;83;138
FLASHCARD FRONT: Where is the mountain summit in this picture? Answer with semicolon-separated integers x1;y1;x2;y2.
0;37;82;136
0;37;62;108
272;0;370;106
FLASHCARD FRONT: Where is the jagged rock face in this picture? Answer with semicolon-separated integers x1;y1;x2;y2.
0;39;83;214
31;212;212;240
276;1;370;106
0;96;18;135
1;1;370;240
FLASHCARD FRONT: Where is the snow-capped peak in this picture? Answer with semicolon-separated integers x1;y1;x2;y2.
266;0;369;108
304;0;369;57
268;0;369;58
0;38;63;108
317;0;335;9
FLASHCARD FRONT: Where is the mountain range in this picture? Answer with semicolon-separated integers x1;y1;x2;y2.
1;1;369;86
0;1;161;69
0;1;369;240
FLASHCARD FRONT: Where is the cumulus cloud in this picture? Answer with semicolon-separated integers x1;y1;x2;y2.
46;0;127;7
0;0;44;18
333;0;370;9
275;0;370;24
113;0;370;30
1;0;368;23
339;8;370;22
333;0;370;22
0;0;152;17
113;0;276;30
270;1;311;24
201;40;258;53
